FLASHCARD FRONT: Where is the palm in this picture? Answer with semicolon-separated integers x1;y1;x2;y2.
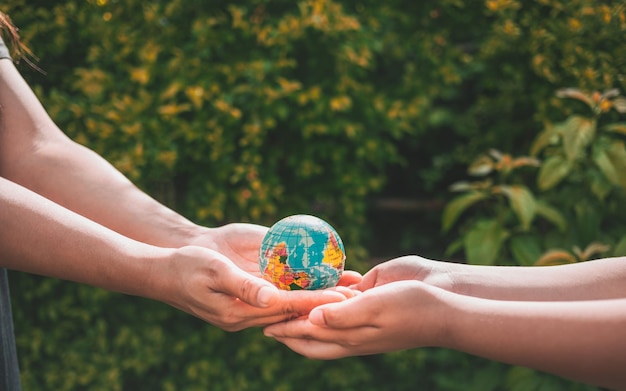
190;223;268;277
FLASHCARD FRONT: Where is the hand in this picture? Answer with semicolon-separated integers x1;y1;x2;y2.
188;223;269;277
264;280;449;359
188;223;362;286
156;245;361;331
355;255;458;293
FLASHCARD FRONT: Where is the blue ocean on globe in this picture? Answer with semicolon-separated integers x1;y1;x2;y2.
259;215;346;290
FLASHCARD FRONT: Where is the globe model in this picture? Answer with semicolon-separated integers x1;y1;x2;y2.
259;214;346;290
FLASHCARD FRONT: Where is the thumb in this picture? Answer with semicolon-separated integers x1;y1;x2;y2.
308;292;378;329
212;252;280;308
236;274;280;308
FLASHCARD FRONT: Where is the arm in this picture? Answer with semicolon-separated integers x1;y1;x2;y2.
264;280;626;389
0;57;203;248
0;176;353;330
0;54;363;328
365;255;626;301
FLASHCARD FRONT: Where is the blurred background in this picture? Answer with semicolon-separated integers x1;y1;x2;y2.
3;0;625;389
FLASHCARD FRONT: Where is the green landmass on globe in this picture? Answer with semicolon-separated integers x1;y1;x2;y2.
259;215;346;290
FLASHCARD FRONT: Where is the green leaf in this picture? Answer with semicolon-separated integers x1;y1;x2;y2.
464;219;509;265
498;185;536;230
537;155;571;190
592;142;620;186
444;237;464;257
605;140;626;190
612;236;626;256
560;116;596;163
530;123;558;157
535;200;566;232
441;191;488;233
509;234;543;266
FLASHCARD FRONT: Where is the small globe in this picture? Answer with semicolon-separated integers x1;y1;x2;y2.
259;214;346;290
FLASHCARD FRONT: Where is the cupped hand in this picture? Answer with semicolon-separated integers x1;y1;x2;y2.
189;223;362;285
188;223;268;276
355;255;458;293
158;245;361;331
264;280;449;359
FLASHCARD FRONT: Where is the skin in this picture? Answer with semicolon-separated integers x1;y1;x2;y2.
265;256;626;389
0;47;361;332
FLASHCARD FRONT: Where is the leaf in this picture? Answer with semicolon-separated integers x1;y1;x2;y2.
578;242;610;261
605;141;626;190
537;155;571;190
560;116;596;163
612;236;626;256
467;155;494;176
589;171;613;201
592;142;620;186
441;191;488;233
464;219;509;265
534;249;577;266
449;181;474;192
444;237;464;257
497;185;536;230
534;200;566;231
603;122;626;136
613;97;626;113
509;235;543;266
556;88;594;109
530;122;558;157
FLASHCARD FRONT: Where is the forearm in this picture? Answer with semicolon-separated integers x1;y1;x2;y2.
3;138;204;248
443;258;626;301
443;294;626;389
0;176;172;297
0;58;203;248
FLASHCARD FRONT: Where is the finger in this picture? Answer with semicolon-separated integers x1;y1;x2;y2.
307;292;380;329
329;285;361;299
337;270;362;286
271;336;350;360
210;252;280;308
273;289;347;318
227;289;350;329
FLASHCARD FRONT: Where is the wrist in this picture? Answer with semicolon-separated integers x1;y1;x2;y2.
433;289;475;350
122;244;177;300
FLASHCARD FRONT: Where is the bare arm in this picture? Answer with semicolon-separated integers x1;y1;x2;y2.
0;176;357;330
368;255;626;301
447;293;626;389
265;280;626;389
0;57;203;248
0;175;171;295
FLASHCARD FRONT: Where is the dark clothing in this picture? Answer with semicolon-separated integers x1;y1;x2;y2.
0;270;21;391
0;35;23;391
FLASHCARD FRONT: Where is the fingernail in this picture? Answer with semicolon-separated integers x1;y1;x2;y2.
257;286;276;307
309;308;326;326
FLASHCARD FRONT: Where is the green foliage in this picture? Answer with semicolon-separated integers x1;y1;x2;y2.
2;0;623;390
443;88;626;266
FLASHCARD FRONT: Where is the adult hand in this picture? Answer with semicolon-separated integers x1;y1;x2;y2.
264;280;448;359
188;223;362;286
188;223;269;276
156;245;361;331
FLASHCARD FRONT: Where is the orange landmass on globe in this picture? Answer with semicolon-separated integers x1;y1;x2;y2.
263;242;311;290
